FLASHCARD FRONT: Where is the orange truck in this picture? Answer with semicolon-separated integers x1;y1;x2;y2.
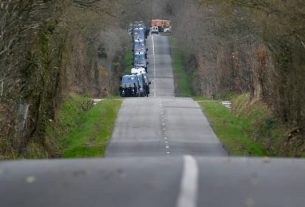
151;19;171;32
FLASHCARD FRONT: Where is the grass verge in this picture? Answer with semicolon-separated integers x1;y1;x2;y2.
196;97;267;156
197;94;305;157
46;96;122;158
170;37;193;97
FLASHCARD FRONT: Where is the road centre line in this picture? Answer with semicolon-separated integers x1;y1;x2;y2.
152;35;156;97
176;155;199;207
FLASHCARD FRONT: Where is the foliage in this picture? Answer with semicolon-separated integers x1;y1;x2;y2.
0;0;127;159
197;98;266;156
199;0;305;152
122;49;133;74
61;99;122;158
46;96;122;158
198;94;305;157
170;38;193;97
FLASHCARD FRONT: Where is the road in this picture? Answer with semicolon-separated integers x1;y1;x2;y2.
1;34;305;207
1;157;305;207
106;34;226;157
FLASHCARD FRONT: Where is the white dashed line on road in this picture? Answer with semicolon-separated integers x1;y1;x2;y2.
176;155;199;207
152;35;157;97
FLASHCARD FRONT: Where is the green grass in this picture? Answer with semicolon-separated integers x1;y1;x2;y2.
46;96;122;158
196;94;305;157
197;99;267;156
170;38;193;97
123;49;133;74
192;96;213;101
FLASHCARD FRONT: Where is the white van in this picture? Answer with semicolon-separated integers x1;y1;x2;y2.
151;26;159;34
131;67;146;75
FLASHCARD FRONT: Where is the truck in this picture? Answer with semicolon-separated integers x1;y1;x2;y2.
151;19;171;33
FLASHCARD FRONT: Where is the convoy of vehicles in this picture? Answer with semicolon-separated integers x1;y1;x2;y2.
120;20;171;97
120;21;152;97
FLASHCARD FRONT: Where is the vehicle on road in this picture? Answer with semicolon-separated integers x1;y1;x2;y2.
131;67;146;75
163;26;172;33
132;21;148;39
120;21;150;97
134;52;148;72
151;19;171;33
136;74;147;97
133;41;148;58
143;73;151;96
151;26;159;34
119;75;140;97
133;38;146;49
133;30;146;42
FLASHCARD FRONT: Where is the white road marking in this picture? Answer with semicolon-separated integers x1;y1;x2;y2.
152;35;156;97
165;145;169;149
176;155;199;207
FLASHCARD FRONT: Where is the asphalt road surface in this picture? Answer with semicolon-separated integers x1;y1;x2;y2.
1;34;305;207
1;157;305;207
106;34;226;157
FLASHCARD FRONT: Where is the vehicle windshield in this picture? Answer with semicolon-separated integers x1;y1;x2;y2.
134;42;145;48
122;76;132;84
135;53;145;59
134;54;146;65
133;37;144;43
122;75;136;83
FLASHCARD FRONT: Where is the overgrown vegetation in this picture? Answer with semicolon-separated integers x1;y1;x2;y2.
122;49;133;74
166;0;305;154
198;0;305;136
170;38;193;97
197;98;267;156
0;0;127;159
46;96;122;158
197;94;305;157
